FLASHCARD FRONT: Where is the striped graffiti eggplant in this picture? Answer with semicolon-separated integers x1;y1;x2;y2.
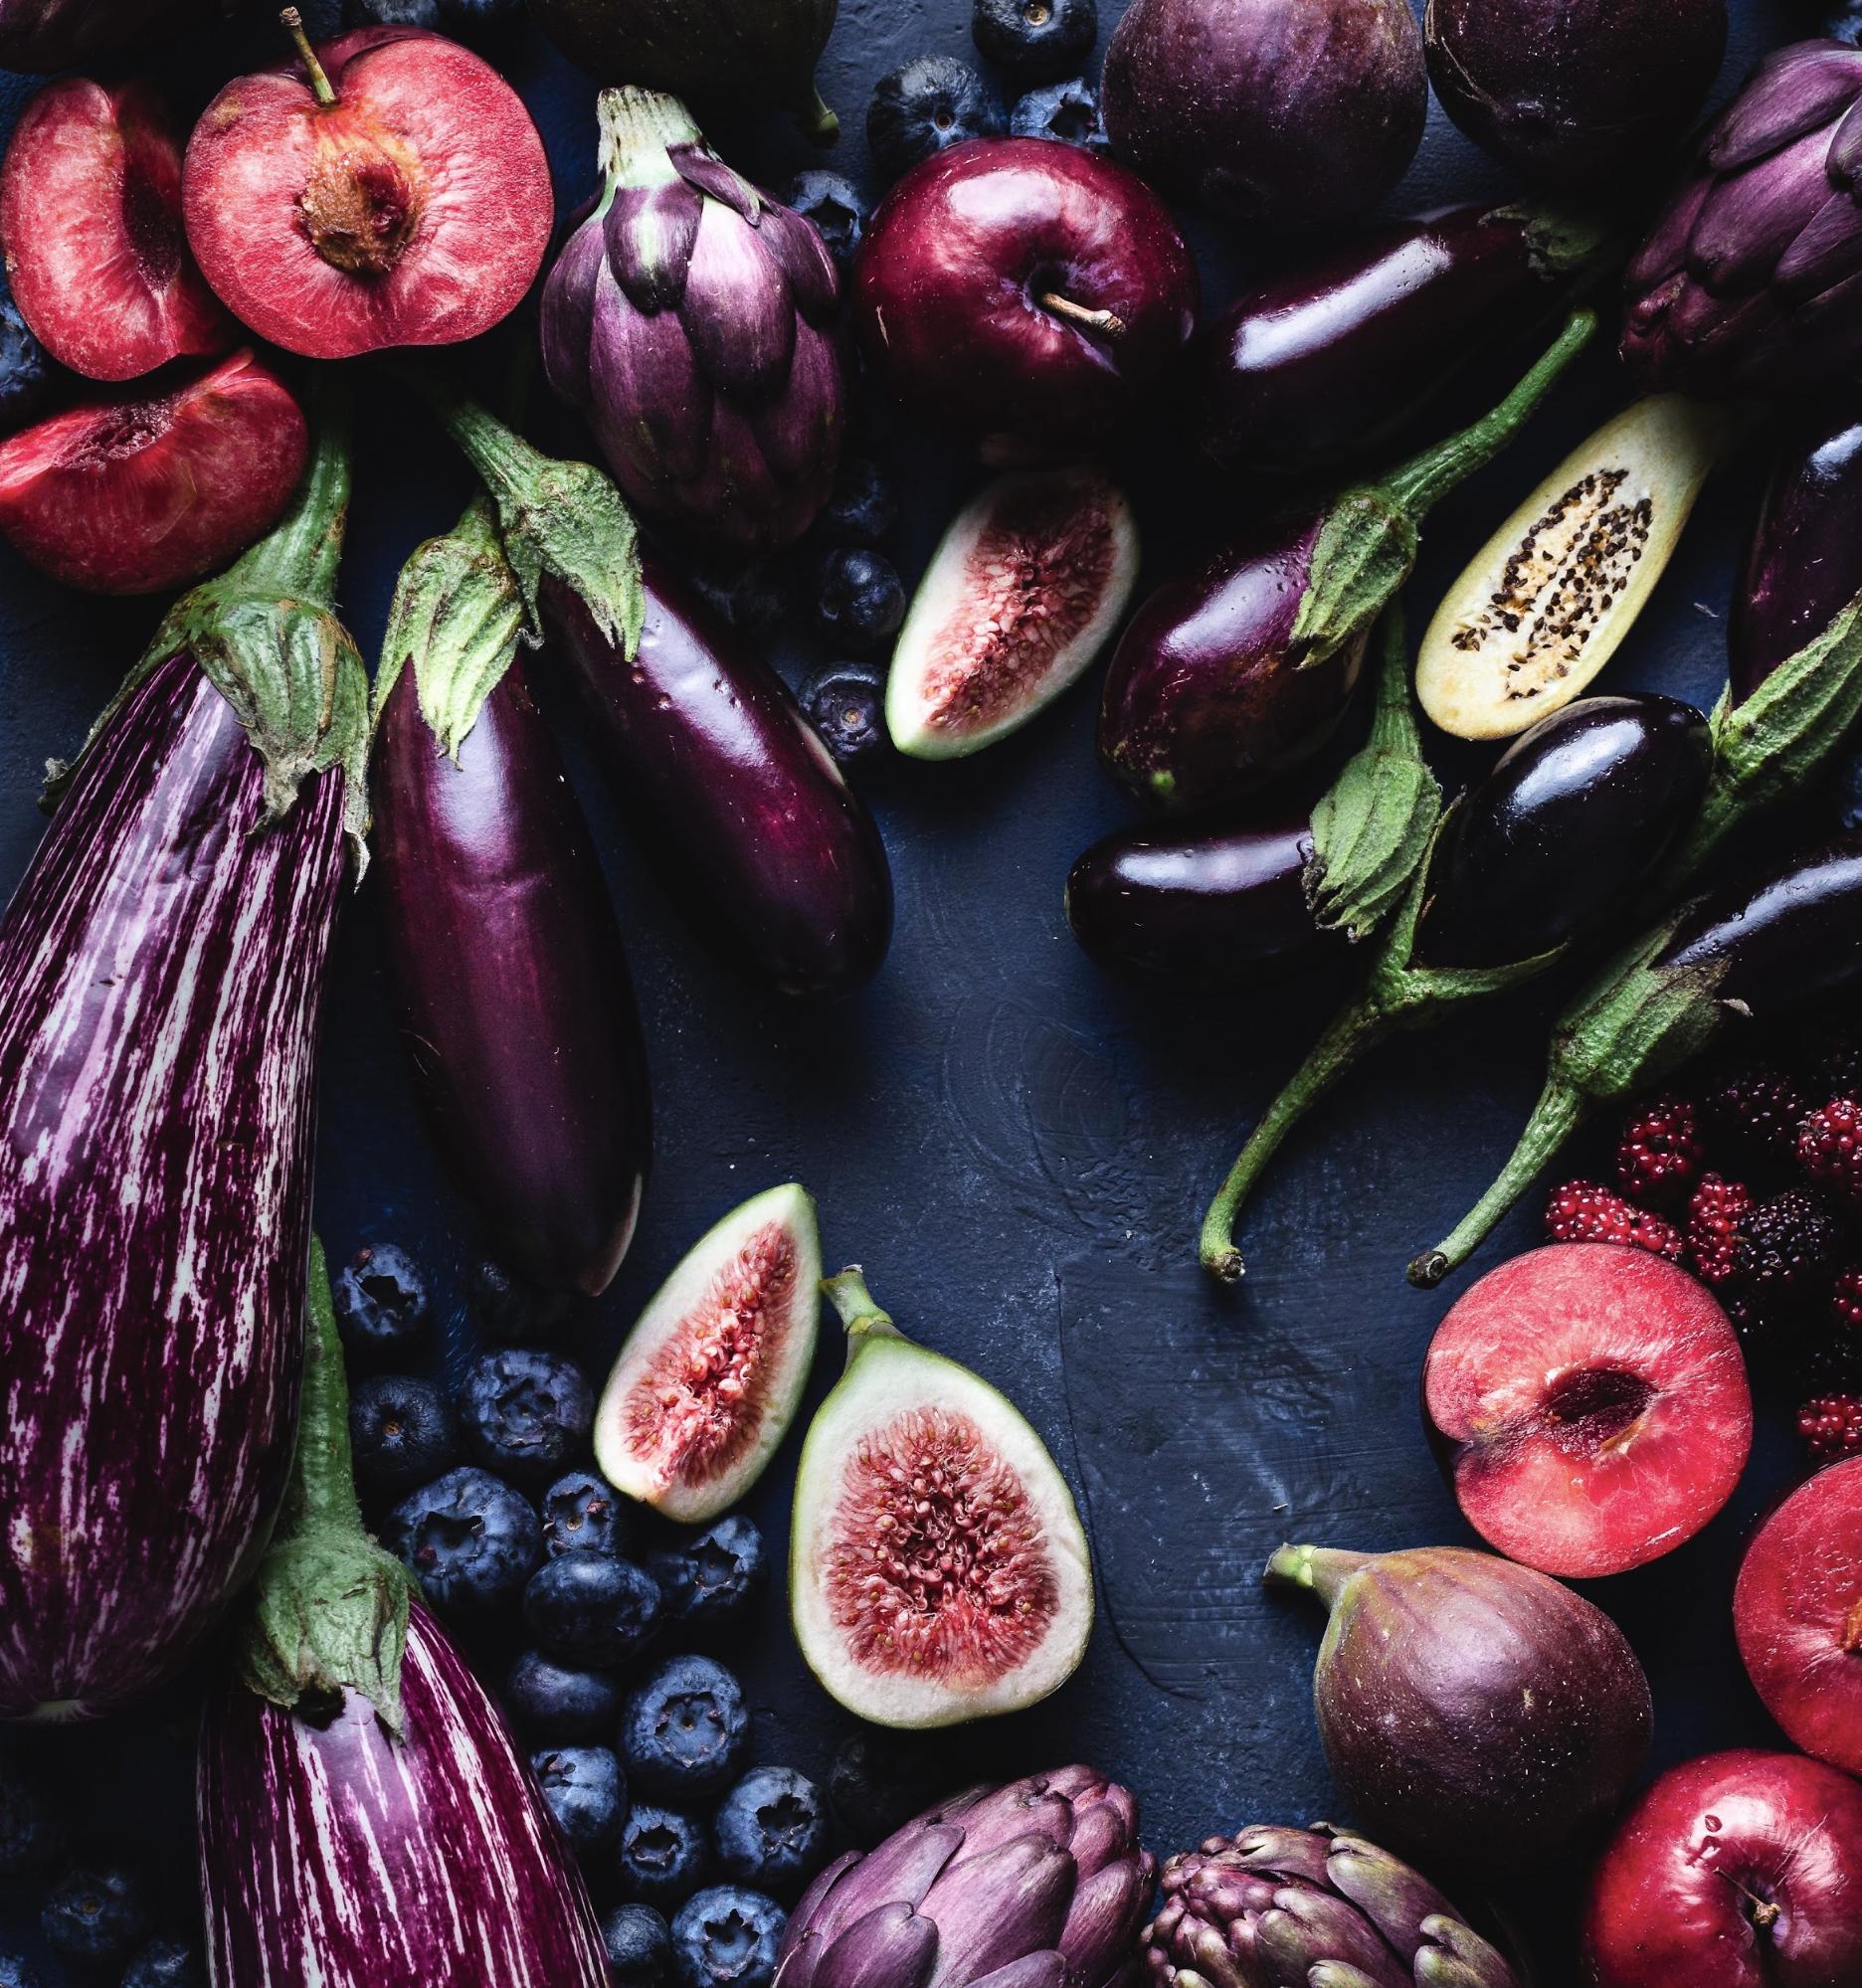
199;1242;610;1988
0;404;366;1722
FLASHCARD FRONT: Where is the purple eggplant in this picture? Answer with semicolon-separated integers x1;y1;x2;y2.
1100;310;1594;813
0;408;365;1720
1413;835;1862;1284
1197;202;1611;478
1201;691;1711;1281
199;1242;610;1988
371;503;652;1298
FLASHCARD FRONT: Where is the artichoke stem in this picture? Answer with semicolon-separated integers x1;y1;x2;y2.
1039;292;1127;340
1264;1542;1373;1608
280;7;337;106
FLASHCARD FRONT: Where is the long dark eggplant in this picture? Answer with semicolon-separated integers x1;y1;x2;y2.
1099;310;1594;813
1198;202;1610;477
372;502;652;1298
1199;693;1711;1281
1412;835;1862;1284
423;395;893;1000
0;404;365;1720
199;1242;610;1987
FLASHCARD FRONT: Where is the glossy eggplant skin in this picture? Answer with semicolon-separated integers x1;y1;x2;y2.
544;554;892;999
1658;834;1862;1011
1197;205;1578;477
1098;515;1366;812
1066;815;1337;986
1730;403;1862;703
1415;694;1712;970
372;659;651;1298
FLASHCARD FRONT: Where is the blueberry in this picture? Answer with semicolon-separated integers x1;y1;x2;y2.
602;1903;674;1988
350;1374;458;1498
332;1243;430;1357
621;1657;749;1802
799;662;888;769
867;57;1006;180
506;1650;624;1741
649;1517;769;1628
523;1554;662;1669
615;1804;708;1908
0;1958;42;1988
43;1867;148;1967
122;1939;206;1988
1010;78;1106;148
711;1768;829;1901
0;1754;60;1879
341;0;444;24
819;458;897;547
458;1348;594;1486
973;0;1098;84
783;172;869;275
0;284;56;439
542;1470;634;1559
669;1887;785;1988
389;1467;541;1614
531;1745;627;1858
827;1730;951;1847
468;1256;572;1344
815;549;905;653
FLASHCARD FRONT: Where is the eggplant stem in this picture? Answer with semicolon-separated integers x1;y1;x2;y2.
1039;292;1127;340
225;373;351;608
279;8;337;107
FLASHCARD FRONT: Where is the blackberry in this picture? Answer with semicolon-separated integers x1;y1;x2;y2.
1736;1189;1840;1303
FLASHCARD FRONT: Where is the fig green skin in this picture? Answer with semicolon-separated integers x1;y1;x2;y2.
1102;0;1427;229
1275;1544;1652;1877
1097;514;1366;812
1424;0;1726;197
0;0;237;68
1415;693;1712;970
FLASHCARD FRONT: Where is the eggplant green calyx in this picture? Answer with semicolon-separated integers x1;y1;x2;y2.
599;85;707;189
1408;916;1730;1287
374;495;527;761
1264;1542;1374;1609
1290;309;1596;669
1513;202;1618;280
821;1267;906;1361
1305;605;1441;943
420;387;646;662
239;1236;415;1735
50;381;370;864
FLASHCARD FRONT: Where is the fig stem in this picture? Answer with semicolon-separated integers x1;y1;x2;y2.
1264;1543;1374;1609
1038;293;1127;340
822;1268;903;1356
279;8;337;108
799;85;840;146
1407;1079;1587;1287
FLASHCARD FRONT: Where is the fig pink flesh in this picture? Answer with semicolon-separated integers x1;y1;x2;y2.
1735;1456;1862;1775
1424;1244;1751;1578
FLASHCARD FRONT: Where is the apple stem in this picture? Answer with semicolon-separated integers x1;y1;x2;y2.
1039;292;1127;341
280;8;337;108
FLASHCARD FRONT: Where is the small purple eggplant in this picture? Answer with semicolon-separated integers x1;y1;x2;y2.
1197;202;1612;478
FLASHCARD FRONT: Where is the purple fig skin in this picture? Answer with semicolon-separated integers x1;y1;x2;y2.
1097;515;1367;811
1198;204;1594;478
1267;1544;1652;1877
1424;0;1726;196
1065;815;1341;986
1102;0;1427;230
1729;401;1862;703
371;659;652;1299
545;554;892;1000
199;1599;610;1988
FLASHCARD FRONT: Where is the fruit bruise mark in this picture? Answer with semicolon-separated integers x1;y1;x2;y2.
623;1223;795;1490
297;125;427;277
825;1405;1060;1684
1447;465;1654;700
922;490;1118;732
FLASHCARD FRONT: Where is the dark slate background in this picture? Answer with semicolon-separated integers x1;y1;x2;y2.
0;0;1841;1980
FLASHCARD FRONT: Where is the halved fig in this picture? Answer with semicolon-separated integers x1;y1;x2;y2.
886;466;1139;759
594;1184;821;1524
1416;397;1725;740
0;77;231;382
790;1268;1094;1727
0;349;308;595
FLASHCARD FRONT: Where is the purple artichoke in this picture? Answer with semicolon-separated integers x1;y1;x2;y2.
774;1766;1156;1988
541;86;847;553
1622;39;1862;398
1144;1826;1524;1988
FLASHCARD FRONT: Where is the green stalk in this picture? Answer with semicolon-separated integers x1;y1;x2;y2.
240;1238;415;1732
598;85;705;185
1263;1543;1373;1609
821;1268;904;1361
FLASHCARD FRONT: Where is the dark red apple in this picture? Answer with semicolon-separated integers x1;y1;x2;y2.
182;23;551;360
1582;1749;1862;1987
851;136;1198;452
0;349;307;595
1735;1456;1862;1777
1;77;231;384
1423;1245;1752;1579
